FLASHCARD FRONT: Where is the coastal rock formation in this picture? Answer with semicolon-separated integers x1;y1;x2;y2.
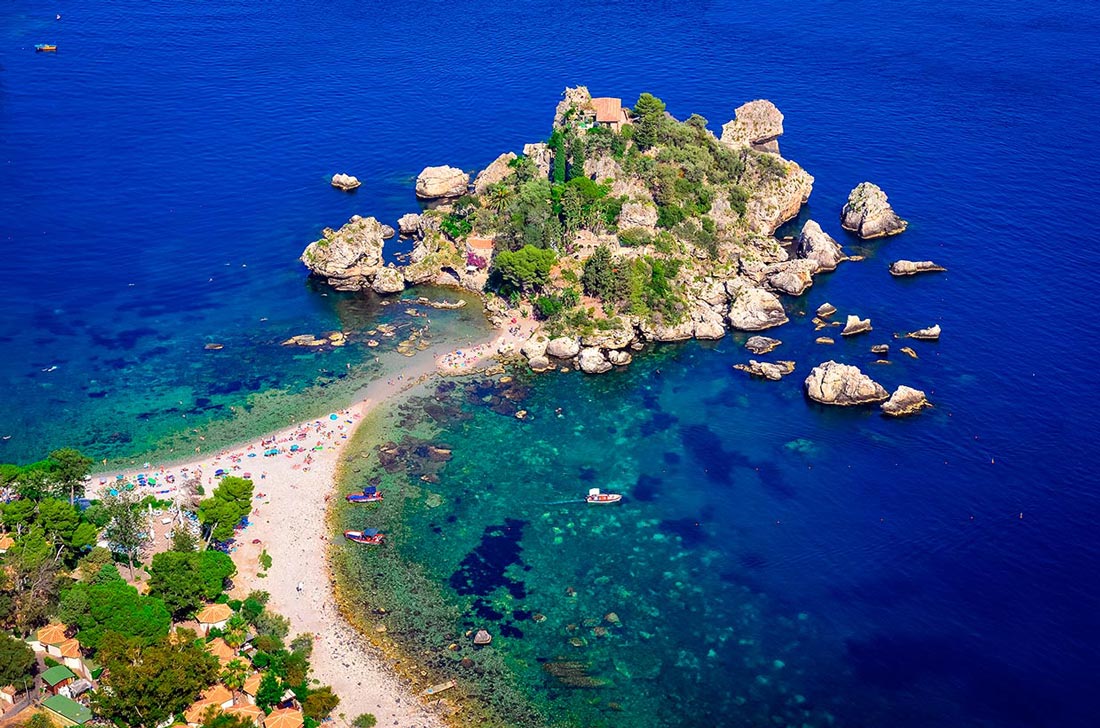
546;337;581;359
619;201;659;231
371;267;406;294
764;259;819;296
473;152;517;195
300;215;386;291
581;319;636;349
742;156;815;235
523;142;552;179
841;182;908;239
745;336;781;355
728;287;789;331
608;350;633;366
841;315;872;336
907;324;941;341
734;359;796;381
691;304;727;340
527;356;551;373
415;166;470;200
804;361;888;405
871;344;890;356
720;100;784;153
331;173;360;191
521;334;549;361
890;260;946;276
640;317;694;342
881;385;931;417
397;213;422;237
816;302;837;318
578;347;612;374
796;220;847;271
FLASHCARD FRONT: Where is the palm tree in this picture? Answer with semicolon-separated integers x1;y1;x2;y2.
486;183;511;213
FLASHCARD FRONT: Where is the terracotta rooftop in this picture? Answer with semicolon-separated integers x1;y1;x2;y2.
200;684;233;705
205;637;237;666
58;638;82;659
264;708;304;728
197;603;235;624
591;97;623;123
227;703;265;724
184;700;222;725
243;671;264;696
466;236;495;251
37;623;69;646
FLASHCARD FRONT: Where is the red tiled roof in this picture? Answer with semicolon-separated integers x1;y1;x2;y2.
466;237;495;251
591;97;623;123
197;603;234;624
37;623;68;646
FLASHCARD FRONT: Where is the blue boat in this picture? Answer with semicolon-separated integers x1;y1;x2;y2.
346;486;383;504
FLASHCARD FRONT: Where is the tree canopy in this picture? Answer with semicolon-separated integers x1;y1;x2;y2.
147;549;236;619
56;567;171;649
198;477;254;544
492;245;557;293
0;632;35;686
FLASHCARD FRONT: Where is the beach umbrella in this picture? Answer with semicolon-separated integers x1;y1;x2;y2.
330;414;338;420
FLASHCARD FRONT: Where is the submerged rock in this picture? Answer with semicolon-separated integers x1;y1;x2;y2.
841;182;908;239
415;165;470;199
841;314;872;337
745;336;782;355
608;350;633;366
907;324;941;341
734;360;796;381
796;220;847;271
804;361;889;405
881;385;931;417
728;287;789;331
473;629;492;646
578;348;612;374
890;259;946;276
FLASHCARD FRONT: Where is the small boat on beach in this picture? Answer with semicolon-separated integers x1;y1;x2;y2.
585;487;622;505
344;528;384;545
346;486;383;504
35;44;57;52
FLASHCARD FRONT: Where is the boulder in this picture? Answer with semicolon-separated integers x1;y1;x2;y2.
841;182;908;239
720;100;784;153
881;385;931;417
578;347;612;374
871;344;890;356
528;356;551;373
520;334;549;361
796;220;847;271
546;337;581;359
618;201;659;231
841;315;872;336
381;225;396;239
415;166;470;200
473;152;518;195
734;359;796;381
608;350;633;366
397;213;422;236
890;260;946;276
728;287;789;331
765;259;819;296
804;361;889;406
692;304;727;340
816;302;837;318
371;266;406;294
331;173;360;191
745;336;781;355
523;142;553;180
900;346;918;359
641;317;694;342
300;215;386;291
907;324;941;341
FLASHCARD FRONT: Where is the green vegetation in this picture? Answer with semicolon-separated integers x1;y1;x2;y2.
56;563;171;649
492;245;557;293
352;714;378;728
198;476;254;544
0;632;35;686
147;548;236;619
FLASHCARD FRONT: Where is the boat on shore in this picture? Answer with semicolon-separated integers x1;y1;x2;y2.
346;486;383;503
585;487;622;505
35;44;57;52
344;529;384;545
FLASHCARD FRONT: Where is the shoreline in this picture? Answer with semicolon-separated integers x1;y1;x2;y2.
85;319;538;728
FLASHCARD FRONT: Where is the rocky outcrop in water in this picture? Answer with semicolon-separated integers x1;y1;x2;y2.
906;324;941;341
415;166;470;199
734;359;795;381
331;173;360;191
398;213;422;237
745;336;782;354
473;152;517;195
300;215;386;291
841;182;908;239
578;347;612;374
546;337;581;359
890;260;946;276
727;287;789;331
764;259;819;296
371;266;406;294
804;361;888;405
796;220;847;271
881;385;931;417
841;314;872;336
720;100;784;153
816;302;837;318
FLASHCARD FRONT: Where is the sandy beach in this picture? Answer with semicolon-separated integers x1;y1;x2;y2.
86;316;537;728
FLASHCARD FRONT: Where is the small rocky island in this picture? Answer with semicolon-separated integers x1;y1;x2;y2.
300;86;937;414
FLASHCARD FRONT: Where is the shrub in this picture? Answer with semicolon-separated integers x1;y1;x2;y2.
352;715;377;728
618;227;653;247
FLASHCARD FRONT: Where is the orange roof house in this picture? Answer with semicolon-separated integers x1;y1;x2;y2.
226;703;265;726
201;685;233;707
37;623;69;647
205;637;237;667
0;534;14;553
197;603;234;625
58;638;82;660
589;97;631;132
263;708;304;728
184;700;223;725
242;672;264;699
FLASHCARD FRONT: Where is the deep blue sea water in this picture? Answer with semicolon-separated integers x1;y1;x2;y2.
4;0;1100;725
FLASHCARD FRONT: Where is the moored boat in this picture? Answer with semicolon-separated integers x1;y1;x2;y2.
346;486;383;503
35;44;57;52
344;528;384;545
585;487;622;505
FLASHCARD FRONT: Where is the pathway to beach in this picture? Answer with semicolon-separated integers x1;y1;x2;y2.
87;317;534;727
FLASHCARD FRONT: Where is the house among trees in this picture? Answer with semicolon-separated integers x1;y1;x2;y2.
41;664;77;696
42;693;93;726
226;701;265;726
184;684;235;726
0;533;13;554
0;685;17;712
197;603;235;635
263;706;305;728
205;637;237;668
465;236;496;270
27;623;68;655
242;671;264;705
582;97;632;132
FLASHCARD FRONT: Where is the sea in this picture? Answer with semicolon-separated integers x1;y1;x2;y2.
3;1;1100;726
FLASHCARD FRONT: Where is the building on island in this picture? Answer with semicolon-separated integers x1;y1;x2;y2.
589;97;631;132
